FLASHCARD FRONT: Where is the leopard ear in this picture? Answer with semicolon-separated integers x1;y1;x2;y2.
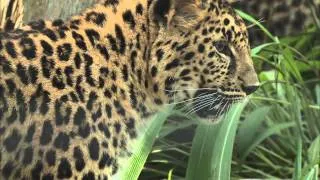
221;0;240;4
151;0;204;29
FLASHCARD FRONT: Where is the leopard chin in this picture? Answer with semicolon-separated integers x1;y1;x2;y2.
191;89;244;122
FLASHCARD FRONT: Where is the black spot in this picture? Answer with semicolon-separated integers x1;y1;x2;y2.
16;63;29;85
122;65;129;81
176;40;190;51
76;76;85;102
104;0;119;6
16;90;27;123
54;132;70;151
57;158;73;179
19;37;37;60
137;69;142;84
22;147;33;165
112;137;118;147
153;84;159;92
28;20;45;30
107;34;118;52
122;10;136;29
57;43;72;61
0;95;6;119
55;99;72;126
74;106;86;125
180;69;191;76
165;77;176;95
198;44;205;53
125;117;135;130
28;65;39;83
86;11;106;26
25;124;35;142
105;104;112;118
52;19;64;26
156;49;164;62
41;56;55;78
87;92;98;111
40;91;50;115
98;122;111;138
3;129;21;152
223;18;230;25
74;52;82;69
88;137;100;161
83;54;95;87
45;150;56;166
0;55;14;74
31;161;43;180
184;52;195;60
72;31;88;50
82;171;95;180
74;147;86;171
154;98;163;105
115;24;126;54
85;29;100;46
111;84;117;93
6;108;17;124
114;123;121;134
64;66;74;86
99;153;112;169
5;79;16;94
78;123;91;138
130;51;137;71
114;100;126;116
70;19;81;29
52;68;66;90
136;3;144;15
2;161;14;179
96;44;110;61
165;59;180;70
40;121;54;145
42;28;58;41
42;174;54;180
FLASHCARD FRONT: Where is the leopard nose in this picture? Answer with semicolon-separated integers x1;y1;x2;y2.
242;85;259;95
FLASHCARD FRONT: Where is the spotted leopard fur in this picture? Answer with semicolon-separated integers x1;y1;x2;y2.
0;0;259;179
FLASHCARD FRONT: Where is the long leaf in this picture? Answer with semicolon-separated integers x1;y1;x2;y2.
237;106;271;157
117;105;173;180
241;122;295;160
186;99;248;180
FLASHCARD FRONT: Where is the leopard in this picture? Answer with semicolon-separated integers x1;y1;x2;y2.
0;0;259;179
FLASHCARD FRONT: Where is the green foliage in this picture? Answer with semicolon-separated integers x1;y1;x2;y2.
186;100;248;180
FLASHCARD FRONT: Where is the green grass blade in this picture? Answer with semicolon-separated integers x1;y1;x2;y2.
237;106;271;157
236;10;278;43
315;85;320;105
308;136;320;167
241;122;295;160
118;105;173;180
293;136;303;180
185;99;249;180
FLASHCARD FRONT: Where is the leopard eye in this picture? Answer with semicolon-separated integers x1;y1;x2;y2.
213;41;232;57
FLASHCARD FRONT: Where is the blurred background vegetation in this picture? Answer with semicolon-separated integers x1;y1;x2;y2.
1;0;319;179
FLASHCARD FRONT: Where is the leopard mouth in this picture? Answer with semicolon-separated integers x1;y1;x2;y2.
191;89;244;120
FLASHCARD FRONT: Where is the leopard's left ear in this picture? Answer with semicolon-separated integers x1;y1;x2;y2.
150;0;205;29
221;0;240;4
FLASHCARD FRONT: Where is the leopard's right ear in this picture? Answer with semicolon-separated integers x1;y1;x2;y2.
150;0;205;29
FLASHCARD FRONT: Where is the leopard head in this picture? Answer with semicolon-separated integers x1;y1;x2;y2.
148;0;259;122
